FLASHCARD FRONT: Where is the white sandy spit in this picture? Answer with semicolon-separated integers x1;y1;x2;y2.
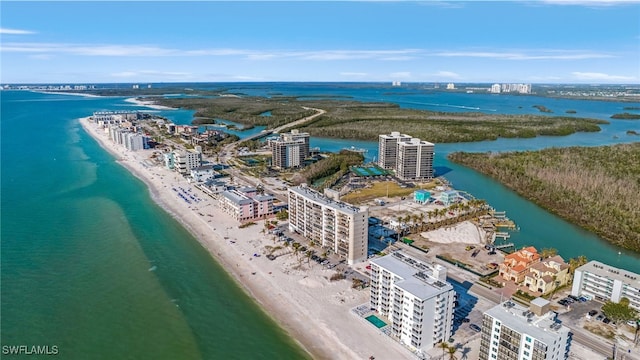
125;97;177;110
78;116;414;360
421;220;484;245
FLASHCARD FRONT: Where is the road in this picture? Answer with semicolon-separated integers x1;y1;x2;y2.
271;107;326;134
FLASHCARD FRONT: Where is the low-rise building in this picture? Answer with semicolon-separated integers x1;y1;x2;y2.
220;187;275;222
571;261;640;310
499;247;541;283
190;165;218;183
370;251;456;353
523;255;570;295
479;298;571;360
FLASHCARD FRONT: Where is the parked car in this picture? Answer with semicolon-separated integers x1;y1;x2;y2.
463;318;471;323
603;318;611;324
627;320;638;327
578;296;589;302
470;324;481;332
596;315;605;321
588;310;598;317
568;295;580;301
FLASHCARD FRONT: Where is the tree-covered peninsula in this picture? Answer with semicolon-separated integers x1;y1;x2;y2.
153;96;608;144
448;143;640;252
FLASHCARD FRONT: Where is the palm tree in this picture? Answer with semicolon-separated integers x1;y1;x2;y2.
305;250;314;265
438;342;449;359
447;345;458;360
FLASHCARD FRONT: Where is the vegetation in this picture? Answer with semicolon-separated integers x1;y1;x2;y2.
150;96;607;143
602;298;638;324
238;222;257;229
540;248;558;259
276;209;288;221
341;180;436;204
624;107;640;110
568;255;588;274
533;105;553;113
292;150;364;191
449;143;640;251
611;112;640;120
566;110;577;114
330;272;346;281
514;290;536;301
628;130;639;136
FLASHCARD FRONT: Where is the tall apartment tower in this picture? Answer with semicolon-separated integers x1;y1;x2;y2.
370;251;456;352
397;138;435;181
479;298;571;360
378;132;412;170
288;185;368;265
270;129;310;169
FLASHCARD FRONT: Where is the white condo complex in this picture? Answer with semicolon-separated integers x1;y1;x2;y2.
571;261;640;310
479;298;571;360
369;251;455;352
378;132;435;181
287;185;368;265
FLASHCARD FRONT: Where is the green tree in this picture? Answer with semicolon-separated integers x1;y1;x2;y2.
568;255;588;274
602;297;638;324
540;248;558;259
276;209;289;221
447;345;458;360
438;342;449;359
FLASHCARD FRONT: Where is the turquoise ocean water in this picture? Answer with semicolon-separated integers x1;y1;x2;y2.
1;91;309;359
1;85;639;358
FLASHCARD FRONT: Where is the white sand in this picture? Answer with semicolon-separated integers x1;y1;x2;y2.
33;91;102;98
79;116;414;360
420;220;485;245
125;97;177;110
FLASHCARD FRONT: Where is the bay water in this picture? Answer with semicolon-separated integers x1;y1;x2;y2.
2;85;639;358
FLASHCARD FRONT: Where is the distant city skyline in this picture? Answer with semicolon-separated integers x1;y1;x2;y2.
1;1;639;84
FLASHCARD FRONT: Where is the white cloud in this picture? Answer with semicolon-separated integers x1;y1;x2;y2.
541;0;640;6
390;72;411;78
571;72;636;81
111;70;192;80
0;28;36;35
434;50;614;60
431;71;461;79
340;72;368;77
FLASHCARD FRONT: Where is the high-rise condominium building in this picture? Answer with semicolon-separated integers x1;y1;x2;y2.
270;129;310;169
370;251;456;353
479;298;571;360
288;185;368;265
396;138;435;181
378;132;412;170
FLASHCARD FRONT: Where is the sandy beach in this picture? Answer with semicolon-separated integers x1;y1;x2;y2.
33;90;102;98
79;116;414;360
124;97;177;110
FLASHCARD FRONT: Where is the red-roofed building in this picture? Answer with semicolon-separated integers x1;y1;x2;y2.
499;246;540;283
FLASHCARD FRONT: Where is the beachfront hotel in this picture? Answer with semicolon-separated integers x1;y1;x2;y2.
377;132;435;181
479;298;571;360
220;187;275;222
369;251;456;352
287;185;368;265
571;261;640;310
269;129;310;169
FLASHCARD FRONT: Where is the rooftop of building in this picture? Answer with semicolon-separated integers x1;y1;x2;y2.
221;189;254;205
379;132;412;139
576;260;640;286
370;251;452;300
191;165;216;171
397;138;435;147
485;300;569;345
288;185;365;215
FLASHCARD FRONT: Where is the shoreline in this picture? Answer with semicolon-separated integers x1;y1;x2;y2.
32;90;103;98
78;116;414;359
124;97;178;110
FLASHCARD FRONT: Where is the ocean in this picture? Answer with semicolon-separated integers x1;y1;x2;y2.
1;85;639;358
1;91;309;359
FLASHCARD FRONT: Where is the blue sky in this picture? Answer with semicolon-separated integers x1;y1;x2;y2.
1;1;639;84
